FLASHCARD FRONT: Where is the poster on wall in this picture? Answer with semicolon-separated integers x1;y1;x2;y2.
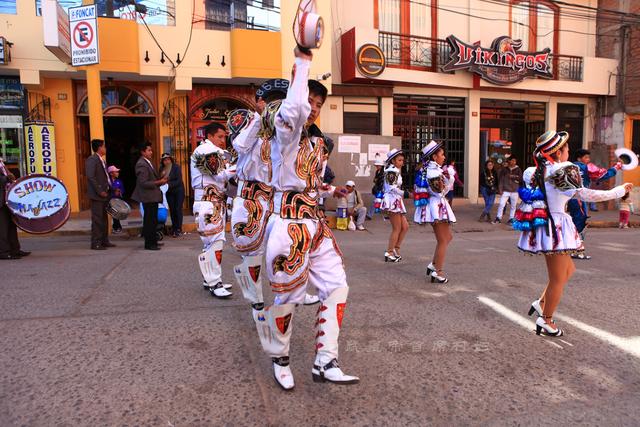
24;122;57;176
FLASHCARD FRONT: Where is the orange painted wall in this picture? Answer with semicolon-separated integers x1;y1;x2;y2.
230;29;281;78
96;18;140;73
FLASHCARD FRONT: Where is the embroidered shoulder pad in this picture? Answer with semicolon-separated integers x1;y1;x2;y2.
546;164;583;191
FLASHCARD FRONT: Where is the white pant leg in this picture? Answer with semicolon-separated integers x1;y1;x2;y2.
194;200;226;252
508;192;519;220
496;192;509;220
354;207;367;227
265;216;317;305
307;222;348;301
231;195;271;257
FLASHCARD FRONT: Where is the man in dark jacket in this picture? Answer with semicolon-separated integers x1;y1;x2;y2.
0;162;29;260
86;139;115;250
493;156;522;224
132;142;167;250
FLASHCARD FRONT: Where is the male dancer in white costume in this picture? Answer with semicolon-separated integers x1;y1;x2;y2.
191;122;236;299
254;47;359;390
231;91;320;313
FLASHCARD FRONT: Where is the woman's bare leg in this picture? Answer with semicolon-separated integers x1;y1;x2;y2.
541;254;575;321
431;222;452;271
395;216;409;251
387;213;401;252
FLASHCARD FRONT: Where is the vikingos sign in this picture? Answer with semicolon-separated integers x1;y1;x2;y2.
442;35;552;85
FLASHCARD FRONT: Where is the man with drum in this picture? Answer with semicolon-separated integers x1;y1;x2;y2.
86;139;116;251
0;159;29;260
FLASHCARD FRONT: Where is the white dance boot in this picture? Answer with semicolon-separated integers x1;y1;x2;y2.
253;303;296;390
234;255;264;309
199;242;232;298
312;287;359;385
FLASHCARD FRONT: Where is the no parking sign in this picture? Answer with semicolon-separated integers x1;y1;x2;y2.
69;4;99;66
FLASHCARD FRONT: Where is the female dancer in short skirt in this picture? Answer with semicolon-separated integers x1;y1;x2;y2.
514;130;632;336
381;149;408;262
414;141;455;283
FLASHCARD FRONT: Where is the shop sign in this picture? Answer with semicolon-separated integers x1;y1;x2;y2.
356;44;386;78
442;35;552;85
24;122;57;176
69;4;100;66
42;0;71;63
198;107;235;121
0;77;24;110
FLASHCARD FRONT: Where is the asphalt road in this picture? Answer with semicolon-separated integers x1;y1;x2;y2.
1;219;639;426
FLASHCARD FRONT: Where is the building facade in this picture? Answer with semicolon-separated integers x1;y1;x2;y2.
0;0;332;212
321;0;618;201
596;0;640;188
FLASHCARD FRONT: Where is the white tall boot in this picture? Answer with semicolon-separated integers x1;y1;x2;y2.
312;287;359;384
199;241;232;298
254;303;296;390
234;255;264;309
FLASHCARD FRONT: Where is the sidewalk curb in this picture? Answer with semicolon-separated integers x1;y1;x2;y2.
20;219;638;238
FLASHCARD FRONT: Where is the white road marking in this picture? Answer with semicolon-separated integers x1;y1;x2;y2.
478;296;569;348
555;314;640;359
545;340;564;349
477;296;535;331
559;339;574;347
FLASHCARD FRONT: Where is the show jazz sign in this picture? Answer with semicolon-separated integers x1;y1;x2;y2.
442;35;552;85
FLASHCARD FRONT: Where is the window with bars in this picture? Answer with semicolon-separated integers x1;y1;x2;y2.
393;95;466;193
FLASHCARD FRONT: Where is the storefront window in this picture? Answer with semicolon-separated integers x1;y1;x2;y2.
35;0;176;26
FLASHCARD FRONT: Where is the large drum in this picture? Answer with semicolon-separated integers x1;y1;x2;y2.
107;198;131;220
5;174;70;234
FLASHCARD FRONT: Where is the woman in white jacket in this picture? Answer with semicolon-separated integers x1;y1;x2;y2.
380;149;408;262
517;130;632;336
414;141;455;283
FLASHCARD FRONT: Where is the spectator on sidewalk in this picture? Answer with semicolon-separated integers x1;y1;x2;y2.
86;139;115;250
493;156;522;224
479;159;498;222
108;166;124;234
619;193;634;229
0;161;29;260
161;153;185;237
345;180;367;231
132;142;168;250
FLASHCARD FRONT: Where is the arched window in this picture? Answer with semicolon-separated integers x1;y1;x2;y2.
510;0;559;52
78;86;154;116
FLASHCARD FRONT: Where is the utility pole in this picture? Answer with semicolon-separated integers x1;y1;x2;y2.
82;0;104;141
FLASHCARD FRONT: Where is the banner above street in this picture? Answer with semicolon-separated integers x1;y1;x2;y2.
442;35;552;85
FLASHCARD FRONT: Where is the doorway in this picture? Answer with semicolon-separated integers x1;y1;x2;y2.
480;100;546;174
77;116;155;209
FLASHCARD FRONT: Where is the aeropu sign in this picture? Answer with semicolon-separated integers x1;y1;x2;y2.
442;35;552;85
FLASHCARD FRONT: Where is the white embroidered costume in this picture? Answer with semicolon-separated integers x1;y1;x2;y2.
518;161;627;254
254;57;357;389
414;161;456;224
190;139;235;295
380;165;406;214
230;111;273;307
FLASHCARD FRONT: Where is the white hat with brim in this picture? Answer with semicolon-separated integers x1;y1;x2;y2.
345;180;355;187
386;148;404;164
374;159;385;166
421;140;442;160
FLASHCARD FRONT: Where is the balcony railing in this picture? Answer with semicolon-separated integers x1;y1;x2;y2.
549;54;583;82
378;31;584;82
379;31;450;72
